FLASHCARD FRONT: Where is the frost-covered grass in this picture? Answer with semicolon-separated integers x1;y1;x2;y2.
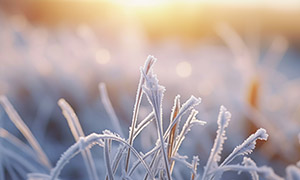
1;56;300;179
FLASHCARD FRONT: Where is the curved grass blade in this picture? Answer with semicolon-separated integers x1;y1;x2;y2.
125;55;156;172
0;96;51;169
58;99;99;180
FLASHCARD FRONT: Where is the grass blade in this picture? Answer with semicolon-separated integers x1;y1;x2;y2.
220;128;268;166
50;133;155;180
104;139;114;180
142;68;171;180
125;55;156;172
202;106;231;180
0;96;51;169
168;95;180;173
58;99;99;180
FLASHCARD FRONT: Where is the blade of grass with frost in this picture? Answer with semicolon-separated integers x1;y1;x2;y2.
142;69;171;180
168;95;180;165
143;135;163;179
0;96;51;169
108;112;154;177
145;135;168;179
58;99;99;180
104;139;114;180
191;156;199;180
153;150;165;178
145;95;201;179
133;112;155;140
126;55;156;172
242;157;259;180
173;110;206;156
128;145;161;176
171;110;206;173
99;83;124;137
170;153;198;177
220;128;268;166
121;169;134;180
167;95;180;158
202;106;231;180
163;96;201;140
111;145;126;174
153;149;164;177
242;105;289;154
144;96;201;179
50;133;154;180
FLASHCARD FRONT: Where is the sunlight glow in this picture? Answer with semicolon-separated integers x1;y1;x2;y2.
119;0;170;7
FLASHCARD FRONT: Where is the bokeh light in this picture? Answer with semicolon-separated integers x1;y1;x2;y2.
176;61;192;78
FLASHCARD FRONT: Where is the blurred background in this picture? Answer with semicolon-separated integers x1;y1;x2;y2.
0;0;300;179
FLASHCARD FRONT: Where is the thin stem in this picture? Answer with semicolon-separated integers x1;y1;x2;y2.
58;99;99;180
104;139;114;180
0;96;51;169
125;56;156;172
50;133;155;180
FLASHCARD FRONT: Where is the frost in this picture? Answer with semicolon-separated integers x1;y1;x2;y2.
58;99;99;180
202;106;231;180
142;66;171;180
0;56;291;180
242;157;259;180
221;128;268;166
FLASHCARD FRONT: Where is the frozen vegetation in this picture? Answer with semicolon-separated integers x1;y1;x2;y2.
1;56;300;179
0;13;300;180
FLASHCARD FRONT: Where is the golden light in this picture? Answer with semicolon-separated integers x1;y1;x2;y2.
124;0;169;7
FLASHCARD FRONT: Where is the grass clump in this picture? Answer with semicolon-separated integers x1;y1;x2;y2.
0;55;299;180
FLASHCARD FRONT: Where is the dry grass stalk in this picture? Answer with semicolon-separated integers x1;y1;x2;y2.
58;99;99;180
168;95;180;173
125;55;156;172
0;96;51;169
